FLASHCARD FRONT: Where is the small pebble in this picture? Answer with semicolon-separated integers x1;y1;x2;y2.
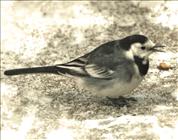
157;62;172;70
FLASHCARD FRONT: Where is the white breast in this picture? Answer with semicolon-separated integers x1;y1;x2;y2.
76;74;143;98
94;75;143;98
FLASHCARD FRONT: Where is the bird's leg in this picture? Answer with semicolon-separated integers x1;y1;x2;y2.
106;96;137;107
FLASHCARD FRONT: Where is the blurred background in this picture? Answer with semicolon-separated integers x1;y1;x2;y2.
1;1;178;140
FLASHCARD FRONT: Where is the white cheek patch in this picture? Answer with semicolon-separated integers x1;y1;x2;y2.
130;40;156;59
124;49;134;60
130;42;142;57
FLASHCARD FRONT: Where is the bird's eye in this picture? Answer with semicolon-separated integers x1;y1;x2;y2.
141;46;146;50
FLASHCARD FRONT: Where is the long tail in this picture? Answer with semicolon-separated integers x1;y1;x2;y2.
4;56;90;77
4;64;88;77
4;66;59;76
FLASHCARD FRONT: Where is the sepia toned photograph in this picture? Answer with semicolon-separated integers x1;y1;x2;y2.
1;1;178;140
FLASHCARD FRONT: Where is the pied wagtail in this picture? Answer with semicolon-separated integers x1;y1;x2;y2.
4;34;164;104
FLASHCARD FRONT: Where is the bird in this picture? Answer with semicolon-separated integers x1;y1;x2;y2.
4;34;164;105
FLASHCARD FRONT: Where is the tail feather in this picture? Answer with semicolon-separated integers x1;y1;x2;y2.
4;64;88;77
4;66;58;76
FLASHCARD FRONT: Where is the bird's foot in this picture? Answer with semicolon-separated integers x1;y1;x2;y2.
106;96;137;107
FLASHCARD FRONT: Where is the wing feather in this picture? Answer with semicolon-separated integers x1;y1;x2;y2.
84;64;114;79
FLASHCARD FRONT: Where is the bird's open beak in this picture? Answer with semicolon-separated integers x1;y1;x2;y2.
150;44;165;52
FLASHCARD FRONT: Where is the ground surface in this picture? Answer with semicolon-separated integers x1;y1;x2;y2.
1;1;178;140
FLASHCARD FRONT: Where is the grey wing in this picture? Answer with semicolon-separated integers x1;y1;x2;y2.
84;60;134;81
56;56;115;79
56;39;128;79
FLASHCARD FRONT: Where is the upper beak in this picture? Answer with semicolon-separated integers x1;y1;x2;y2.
150;44;165;52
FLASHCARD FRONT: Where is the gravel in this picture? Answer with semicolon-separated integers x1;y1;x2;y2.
1;1;178;140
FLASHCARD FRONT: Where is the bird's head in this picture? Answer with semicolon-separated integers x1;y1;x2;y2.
120;34;165;59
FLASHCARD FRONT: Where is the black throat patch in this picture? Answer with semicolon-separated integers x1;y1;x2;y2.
134;56;149;76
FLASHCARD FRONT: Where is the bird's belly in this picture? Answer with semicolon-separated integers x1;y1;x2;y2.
79;76;143;98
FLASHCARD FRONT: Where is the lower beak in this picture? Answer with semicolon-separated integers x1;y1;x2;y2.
150;44;165;52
